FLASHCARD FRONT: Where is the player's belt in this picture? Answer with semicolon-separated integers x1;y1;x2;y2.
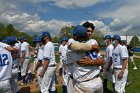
25;57;30;59
12;66;18;69
48;64;56;67
114;68;122;69
80;75;100;82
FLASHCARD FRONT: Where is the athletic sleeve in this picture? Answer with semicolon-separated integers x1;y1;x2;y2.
43;42;52;60
120;46;128;59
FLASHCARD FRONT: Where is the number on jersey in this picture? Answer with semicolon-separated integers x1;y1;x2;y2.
0;54;9;66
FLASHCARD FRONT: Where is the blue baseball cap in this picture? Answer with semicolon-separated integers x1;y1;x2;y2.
72;25;87;37
61;36;69;41
58;39;62;43
33;36;42;42
103;35;112;40
20;36;26;40
112;35;121;41
6;36;18;44
40;31;51;38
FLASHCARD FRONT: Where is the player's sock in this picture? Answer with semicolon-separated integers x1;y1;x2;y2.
28;73;33;82
49;91;56;93
59;68;63;76
112;83;116;93
18;72;21;81
22;75;26;84
63;85;67;93
103;79;108;90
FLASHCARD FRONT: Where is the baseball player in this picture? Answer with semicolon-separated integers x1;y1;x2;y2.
58;39;63;76
68;25;104;93
59;36;69;93
37;32;56;93
20;36;33;85
6;37;20;93
0;43;13;93
127;45;137;70
112;35;128;93
103;35;115;92
34;36;45;91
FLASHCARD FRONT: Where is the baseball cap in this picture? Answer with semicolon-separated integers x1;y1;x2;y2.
40;31;51;38
33;36;42;42
112;35;121;41
20;36;26;40
72;25;87;37
103;35;112;40
6;36;18;44
61;36;69;41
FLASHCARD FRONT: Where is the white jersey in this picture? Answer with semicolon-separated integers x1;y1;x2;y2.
104;44;114;62
68;38;101;82
0;47;12;81
43;41;56;66
112;44;129;68
37;46;44;62
59;44;63;58
0;42;9;49
21;42;30;58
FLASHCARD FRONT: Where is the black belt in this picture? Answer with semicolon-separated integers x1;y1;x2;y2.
82;75;100;82
25;57;30;59
48;64;56;67
114;68;122;69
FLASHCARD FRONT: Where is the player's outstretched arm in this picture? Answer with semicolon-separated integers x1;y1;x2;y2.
77;57;104;66
69;42;99;52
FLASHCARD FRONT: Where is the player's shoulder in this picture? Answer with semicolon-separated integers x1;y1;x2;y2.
108;44;114;49
0;47;11;54
87;39;97;45
45;41;53;47
67;38;78;46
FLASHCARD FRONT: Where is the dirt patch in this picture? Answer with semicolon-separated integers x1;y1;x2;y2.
18;63;63;93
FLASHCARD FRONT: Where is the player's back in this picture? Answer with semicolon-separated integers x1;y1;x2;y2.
0;47;12;81
21;42;30;58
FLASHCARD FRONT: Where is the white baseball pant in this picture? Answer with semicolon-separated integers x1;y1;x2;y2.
10;67;19;93
40;66;56;93
114;68;128;93
74;77;103;93
21;58;31;76
0;79;12;93
104;62;115;83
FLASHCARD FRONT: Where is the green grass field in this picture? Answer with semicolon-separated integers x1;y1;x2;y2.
32;53;140;93
55;53;140;93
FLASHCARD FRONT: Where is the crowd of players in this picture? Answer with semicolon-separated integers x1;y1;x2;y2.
0;21;137;93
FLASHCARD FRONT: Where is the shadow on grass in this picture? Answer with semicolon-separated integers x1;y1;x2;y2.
104;88;114;93
20;86;31;93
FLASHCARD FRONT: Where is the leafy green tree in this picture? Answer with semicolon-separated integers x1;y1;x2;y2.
130;36;139;47
6;24;14;36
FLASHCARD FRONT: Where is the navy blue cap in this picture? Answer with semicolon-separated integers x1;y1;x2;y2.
33;36;42;42
61;36;68;41
72;25;87;37
112;35;121;41
40;31;51;38
2;39;7;43
6;36;18;43
103;35;112;40
20;36;26;40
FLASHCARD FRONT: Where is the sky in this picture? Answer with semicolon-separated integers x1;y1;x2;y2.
0;0;140;36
